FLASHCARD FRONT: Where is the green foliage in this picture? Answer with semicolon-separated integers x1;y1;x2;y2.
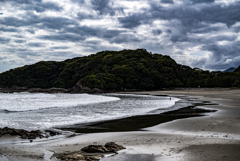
0;49;239;90
234;66;240;72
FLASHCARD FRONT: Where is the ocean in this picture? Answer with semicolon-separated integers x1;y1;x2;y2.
0;92;184;132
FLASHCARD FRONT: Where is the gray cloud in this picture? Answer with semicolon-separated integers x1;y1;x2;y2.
27;42;46;47
110;34;142;44
191;25;225;34
0;17;35;27
119;2;240;30
71;0;85;5
26;29;35;34
64;26;101;37
14;40;27;43
13;35;23;38
166;29;172;33
0;0;41;4
0;0;61;12
39;16;78;30
50;46;69;50
0;37;10;44
191;40;240;70
191;57;208;69
0;56;7;60
190;0;215;4
118;14;146;28
161;0;174;4
77;12;94;20
170;34;189;43
206;35;237;42
91;0;115;15
38;34;86;42
22;1;63;12
0;13;77;31
152;29;163;35
0;27;18;32
102;30;123;39
202;42;240;62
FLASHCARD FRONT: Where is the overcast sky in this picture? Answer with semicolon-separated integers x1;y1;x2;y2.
0;0;240;73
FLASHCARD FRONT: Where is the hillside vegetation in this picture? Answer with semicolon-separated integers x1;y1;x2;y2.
0;49;240;91
234;66;240;72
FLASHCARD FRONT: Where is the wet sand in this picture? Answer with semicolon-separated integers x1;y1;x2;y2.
1;88;240;161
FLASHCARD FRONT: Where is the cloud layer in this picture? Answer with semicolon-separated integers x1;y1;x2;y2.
0;0;239;72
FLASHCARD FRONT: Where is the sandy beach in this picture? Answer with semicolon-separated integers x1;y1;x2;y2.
1;88;240;161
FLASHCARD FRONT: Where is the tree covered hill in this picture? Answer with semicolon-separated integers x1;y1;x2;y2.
0;49;239;91
234;66;240;72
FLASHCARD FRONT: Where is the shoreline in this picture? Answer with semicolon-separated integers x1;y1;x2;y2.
1;89;240;160
58;104;216;134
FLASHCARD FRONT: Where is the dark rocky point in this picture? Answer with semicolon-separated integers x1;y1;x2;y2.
57;142;125;161
0;127;60;140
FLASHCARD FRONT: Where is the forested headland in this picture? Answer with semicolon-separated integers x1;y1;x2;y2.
0;49;239;92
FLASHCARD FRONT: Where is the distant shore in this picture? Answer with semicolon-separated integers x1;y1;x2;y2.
1;89;240;161
0;85;234;94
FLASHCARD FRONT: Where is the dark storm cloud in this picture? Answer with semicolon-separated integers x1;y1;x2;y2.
177;34;238;44
152;29;163;35
39;16;78;30
0;56;7;60
191;57;208;68
22;1;63;12
232;25;240;33
0;37;10;44
16;49;42;58
0;26;18;32
102;30;123;38
207;35;237;42
38;21;126;43
0;0;41;4
118;14;146;28
190;0;215;4
26;29;35;34
0;0;62;12
91;0;115;15
64;26;124;40
14;40;26;43
91;0;124;16
50;46;69;50
27;42;46;47
202;42;240;62
119;2;240;30
161;0;174;4
45;51;74;57
200;4;240;27
77;12;94;20
64;26;101;37
71;0;85;4
0;14;77;31
13;35;23;38
170;34;190;43
38;34;86;42
110;34;141;44
166;29;172;33
3;47;31;56
82;40;122;53
191;25;224;34
191;40;240;70
0;17;35;27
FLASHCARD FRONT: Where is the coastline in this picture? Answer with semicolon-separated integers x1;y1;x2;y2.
1;89;240;160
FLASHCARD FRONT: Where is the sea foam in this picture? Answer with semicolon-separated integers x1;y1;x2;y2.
0;93;120;112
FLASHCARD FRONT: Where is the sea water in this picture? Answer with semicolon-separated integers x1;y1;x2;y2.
0;93;181;131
